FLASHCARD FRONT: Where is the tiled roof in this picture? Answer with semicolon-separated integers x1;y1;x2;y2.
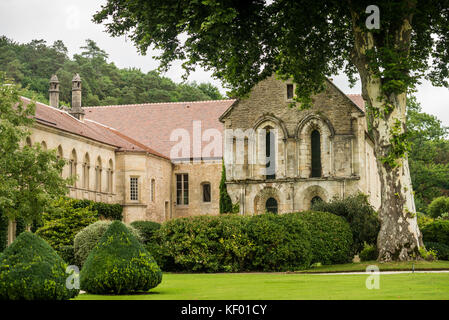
346;94;365;112
84;100;236;159
22;97;167;158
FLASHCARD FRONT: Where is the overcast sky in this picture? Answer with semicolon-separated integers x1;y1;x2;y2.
1;0;448;126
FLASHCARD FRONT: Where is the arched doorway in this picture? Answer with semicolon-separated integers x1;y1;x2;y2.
311;196;323;208
266;197;278;214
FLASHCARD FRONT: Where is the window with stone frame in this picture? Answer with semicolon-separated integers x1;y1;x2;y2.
286;84;294;100
130;177;139;201
311;130;322;177
176;173;189;205
202;182;211;202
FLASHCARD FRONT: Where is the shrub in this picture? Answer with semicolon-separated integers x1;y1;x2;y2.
417;212;434;230
245;213;312;271
71;199;123;220
359;242;378;261
80;221;162;294
424;242;449;260
59;245;75;265
0;209;7;252
130;221;161;244
311;193;380;254
291;211;353;265
427;196;449;219
35;198;98;252
421;220;449;246
419;247;437;261
0;232;79;300
73;220;142;268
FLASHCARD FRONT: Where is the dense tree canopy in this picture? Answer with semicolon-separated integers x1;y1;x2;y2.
93;0;449;261
0;36;224;107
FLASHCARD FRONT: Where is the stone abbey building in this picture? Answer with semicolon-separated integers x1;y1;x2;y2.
22;73;381;224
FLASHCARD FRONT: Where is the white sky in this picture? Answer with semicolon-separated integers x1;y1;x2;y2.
0;0;448;126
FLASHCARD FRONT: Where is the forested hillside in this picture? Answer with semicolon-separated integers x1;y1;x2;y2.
0;36;224;107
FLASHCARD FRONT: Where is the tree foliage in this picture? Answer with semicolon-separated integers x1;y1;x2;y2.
0;36;224;107
0;73;69;225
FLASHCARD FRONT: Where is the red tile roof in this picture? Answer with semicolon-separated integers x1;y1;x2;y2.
84;100;236;159
346;94;365;112
22;97;167;158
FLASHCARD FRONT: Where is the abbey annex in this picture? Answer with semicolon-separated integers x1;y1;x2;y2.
22;73;381;224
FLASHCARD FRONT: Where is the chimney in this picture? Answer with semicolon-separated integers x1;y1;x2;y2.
69;73;85;121
49;74;59;108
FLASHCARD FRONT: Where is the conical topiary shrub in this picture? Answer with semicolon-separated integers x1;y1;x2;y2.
0;232;79;300
80;221;162;294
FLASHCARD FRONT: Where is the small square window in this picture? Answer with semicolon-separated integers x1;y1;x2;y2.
287;84;294;100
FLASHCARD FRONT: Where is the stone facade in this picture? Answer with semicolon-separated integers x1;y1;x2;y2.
220;74;381;214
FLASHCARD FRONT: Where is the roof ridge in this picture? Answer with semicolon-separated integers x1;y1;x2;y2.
83;99;236;109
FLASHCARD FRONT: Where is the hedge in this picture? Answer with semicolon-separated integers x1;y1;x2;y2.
130;221;161;244
311;194;380;254
152;211;352;272
0;232;79;300
71;199;123;220
80;221;162;294
424;242;449;260
421;220;449;246
0;209;7;252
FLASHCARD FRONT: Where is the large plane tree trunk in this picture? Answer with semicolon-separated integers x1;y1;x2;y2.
350;9;423;261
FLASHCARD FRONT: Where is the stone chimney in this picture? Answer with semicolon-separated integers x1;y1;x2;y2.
69;73;85;121
49;74;59;108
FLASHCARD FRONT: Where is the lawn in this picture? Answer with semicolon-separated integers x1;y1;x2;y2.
297;260;449;273
75;272;449;300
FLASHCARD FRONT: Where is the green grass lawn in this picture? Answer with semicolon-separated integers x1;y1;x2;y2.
75;272;449;300
297;260;449;273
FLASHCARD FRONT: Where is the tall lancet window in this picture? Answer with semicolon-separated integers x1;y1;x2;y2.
311;130;322;177
265;127;276;180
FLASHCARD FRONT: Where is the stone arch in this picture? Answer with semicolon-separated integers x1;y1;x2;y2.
57;145;63;159
253;187;281;215
83;153;90;189
296;113;335;178
252;115;288;180
95;156;102;192
302;185;329;210
107;159;114;193
70;149;77;186
25;137;32;147
41;141;47;150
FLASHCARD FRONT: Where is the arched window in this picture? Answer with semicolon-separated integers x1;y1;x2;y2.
25;137;32;147
41;141;47;150
265;127;276;180
266;197;278;214
311;196;323;208
311;130;322;177
107;159;113;193
202;182;211;203
151;178;156;202
83;153;90;189
70;149;77;186
95;157;102;192
57;145;63;159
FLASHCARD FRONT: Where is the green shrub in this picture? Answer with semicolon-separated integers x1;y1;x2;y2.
291;211;353;264
80;221;162;294
73;220;142;268
311;193;380;254
71;199;123;220
245;213;312;271
0;232;79;300
417;212;434;230
427;196;449;219
421;220;449;246
0;209;7;252
130;221;161;244
424;242;449;260
35;198;98;252
359;242;378;261
59;245;75;265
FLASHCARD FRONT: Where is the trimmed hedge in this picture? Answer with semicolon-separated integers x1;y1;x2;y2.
80;221;162;294
424;242;449;260
73;220;142;268
290;212;353;265
130;221;161;244
421;220;449;246
0;232;79;300
152;211;352;272
71;199;123;220
311;194;380;254
359;243;378;261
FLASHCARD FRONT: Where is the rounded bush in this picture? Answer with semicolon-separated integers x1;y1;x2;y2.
422;220;449;246
291;211;353;265
80;221;162;294
359;243;378;261
130;221;161;244
73;220;142;268
427;196;449;219
424;242;449;260
0;232;79;300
